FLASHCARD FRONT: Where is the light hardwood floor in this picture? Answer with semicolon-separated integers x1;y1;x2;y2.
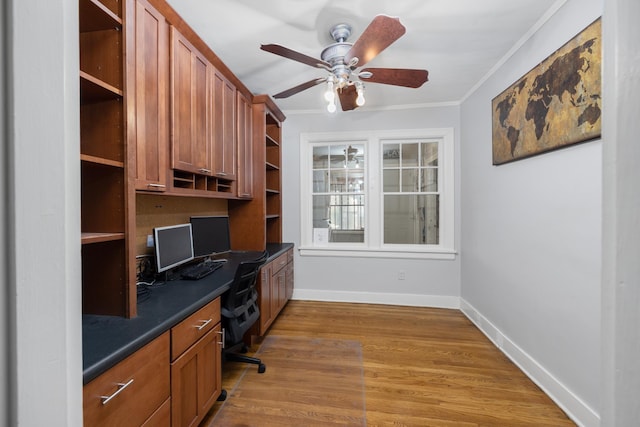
204;300;575;426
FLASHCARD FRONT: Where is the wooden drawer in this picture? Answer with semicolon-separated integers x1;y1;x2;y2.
287;247;293;264
83;332;170;427
271;252;288;273
141;397;171;427
171;297;220;360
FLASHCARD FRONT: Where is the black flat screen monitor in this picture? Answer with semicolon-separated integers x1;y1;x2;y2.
154;223;194;273
190;215;231;258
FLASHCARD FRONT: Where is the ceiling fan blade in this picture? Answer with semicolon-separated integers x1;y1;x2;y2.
360;68;429;88
273;78;326;99
338;85;359;111
261;44;330;69
344;15;406;68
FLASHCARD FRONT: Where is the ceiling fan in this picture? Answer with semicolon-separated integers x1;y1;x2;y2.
260;14;429;112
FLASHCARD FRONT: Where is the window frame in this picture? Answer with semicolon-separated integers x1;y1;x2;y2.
300;128;455;260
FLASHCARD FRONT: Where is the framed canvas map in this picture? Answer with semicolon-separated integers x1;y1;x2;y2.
492;18;601;165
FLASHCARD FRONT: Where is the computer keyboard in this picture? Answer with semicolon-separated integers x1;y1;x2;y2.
180;261;223;280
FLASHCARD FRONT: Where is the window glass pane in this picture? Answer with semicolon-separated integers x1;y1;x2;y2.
383;169;399;192
401;169;419;192
312;195;331;229
347;169;365;193
329;145;346;169
348;144;364;168
422;142;438;166
313;170;329;192
421;168;438;192
382;144;400;167
328;193;365;243
330;169;346;191
313;146;329;169
402;143;419;167
384;194;439;244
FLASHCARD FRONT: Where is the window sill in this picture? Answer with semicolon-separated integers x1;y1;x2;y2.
298;246;457;260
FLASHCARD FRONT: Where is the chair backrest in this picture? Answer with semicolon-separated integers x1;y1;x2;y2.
221;251;269;344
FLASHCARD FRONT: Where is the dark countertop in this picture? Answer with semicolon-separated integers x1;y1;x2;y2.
82;243;293;384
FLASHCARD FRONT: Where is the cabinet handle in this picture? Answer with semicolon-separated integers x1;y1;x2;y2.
217;172;227;176
217;329;225;348
147;184;166;188
195;318;213;330
240;193;250;197
100;379;134;405
199;168;211;174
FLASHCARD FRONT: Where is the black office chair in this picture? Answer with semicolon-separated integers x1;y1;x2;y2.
220;250;269;373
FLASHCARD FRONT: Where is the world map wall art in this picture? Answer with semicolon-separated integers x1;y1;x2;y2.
491;18;601;165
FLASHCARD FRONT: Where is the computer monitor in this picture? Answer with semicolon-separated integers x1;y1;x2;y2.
190;215;231;258
153;223;194;273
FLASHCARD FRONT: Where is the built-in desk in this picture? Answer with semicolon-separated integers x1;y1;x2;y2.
82;243;293;384
82;243;293;426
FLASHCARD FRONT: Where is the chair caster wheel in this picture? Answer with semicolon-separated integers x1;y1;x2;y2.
258;364;266;374
217;389;227;401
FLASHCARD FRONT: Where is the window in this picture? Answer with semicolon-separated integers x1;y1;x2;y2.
312;143;366;243
382;140;439;245
300;129;455;259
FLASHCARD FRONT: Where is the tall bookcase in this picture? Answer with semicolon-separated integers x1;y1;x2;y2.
79;0;136;317
229;95;285;249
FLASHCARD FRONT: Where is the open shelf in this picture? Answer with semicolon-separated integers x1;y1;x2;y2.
81;154;124;168
82;232;126;244
265;134;279;147
80;71;123;103
79;0;122;32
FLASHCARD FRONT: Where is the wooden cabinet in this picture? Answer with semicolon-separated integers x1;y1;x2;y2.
170;26;211;175
79;0;136;317
211;69;237;181
257;248;294;336
170;298;222;427
229;96;285;250
133;0;169;192
236;90;253;199
83;332;170;427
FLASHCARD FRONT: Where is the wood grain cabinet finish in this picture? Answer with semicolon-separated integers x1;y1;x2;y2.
170;26;211;175
170;297;222;427
236;90;253;198
83;332;170;427
133;0;169;192
257;248;294;336
211;69;237;180
79;0;136;317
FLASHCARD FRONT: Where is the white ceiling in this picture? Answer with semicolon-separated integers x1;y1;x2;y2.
166;0;561;112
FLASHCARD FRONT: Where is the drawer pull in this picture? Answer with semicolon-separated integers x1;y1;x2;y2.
196;318;213;330
217;329;225;348
147;183;166;188
100;379;134;405
199;168;212;174
217;172;227;177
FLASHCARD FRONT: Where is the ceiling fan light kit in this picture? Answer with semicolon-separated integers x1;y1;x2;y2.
261;14;429;112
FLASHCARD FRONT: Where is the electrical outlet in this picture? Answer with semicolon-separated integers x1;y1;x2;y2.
146;235;154;248
398;270;406;280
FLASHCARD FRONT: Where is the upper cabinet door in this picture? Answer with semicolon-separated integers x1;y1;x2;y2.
236;91;253;198
211;69;236;180
170;27;211;175
134;0;169;192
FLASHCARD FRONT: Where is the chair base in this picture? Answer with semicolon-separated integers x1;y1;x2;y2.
224;351;266;373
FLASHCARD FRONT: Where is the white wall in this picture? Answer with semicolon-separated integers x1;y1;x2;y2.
6;0;83;425
282;105;461;307
460;0;602;425
601;0;640;424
